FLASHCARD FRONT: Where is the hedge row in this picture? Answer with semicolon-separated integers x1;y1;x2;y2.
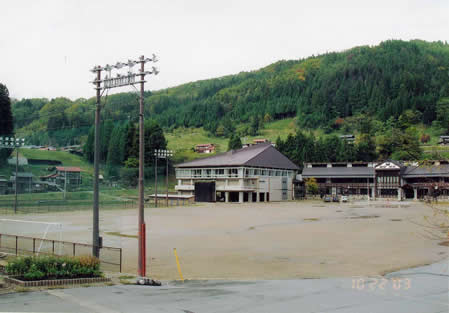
5;255;102;281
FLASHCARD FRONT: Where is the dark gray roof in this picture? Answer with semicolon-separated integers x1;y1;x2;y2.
302;166;374;178
12;172;33;178
403;164;449;177
176;143;299;170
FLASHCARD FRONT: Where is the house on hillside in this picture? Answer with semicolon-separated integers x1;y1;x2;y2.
9;172;34;193
339;134;355;143
55;167;82;190
439;136;449;145
194;144;216;154
175;143;299;203
0;176;8;195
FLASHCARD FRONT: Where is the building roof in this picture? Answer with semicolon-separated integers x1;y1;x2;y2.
40;173;59;179
195;143;214;147
56;167;82;172
403;164;449;177
176;143;299;170
302;166;374;178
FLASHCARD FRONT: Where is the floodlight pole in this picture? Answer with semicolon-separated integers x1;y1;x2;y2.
14;147;18;213
92;67;101;258
138;56;146;277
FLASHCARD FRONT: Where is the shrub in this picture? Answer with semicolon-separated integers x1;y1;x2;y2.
420;134;430;143
5;255;102;281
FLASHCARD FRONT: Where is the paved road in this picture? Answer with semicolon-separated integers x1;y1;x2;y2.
0;260;447;313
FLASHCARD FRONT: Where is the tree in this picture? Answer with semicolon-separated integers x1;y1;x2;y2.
305;177;318;195
228;134;242;151
105;124;123;178
143;120;167;167
0;84;14;165
83;126;95;163
356;135;377;161
436;98;449;134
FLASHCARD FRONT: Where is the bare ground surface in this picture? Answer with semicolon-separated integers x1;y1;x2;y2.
1;200;447;280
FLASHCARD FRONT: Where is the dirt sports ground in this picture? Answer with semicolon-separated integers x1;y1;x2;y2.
1;200;448;280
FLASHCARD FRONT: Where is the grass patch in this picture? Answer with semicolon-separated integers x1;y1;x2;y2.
304;218;320;221
438;241;449;247
105;232;138;239
390;219;402;222
118;275;136;280
349;215;380;219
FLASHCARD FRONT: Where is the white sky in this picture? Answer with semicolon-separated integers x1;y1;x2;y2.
1;0;448;100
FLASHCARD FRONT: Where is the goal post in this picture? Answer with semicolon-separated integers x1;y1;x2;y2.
0;219;63;254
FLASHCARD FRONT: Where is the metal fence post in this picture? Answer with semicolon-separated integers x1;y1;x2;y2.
15;236;18;255
33;238;36;254
120;248;122;273
73;243;76;256
52;240;55;254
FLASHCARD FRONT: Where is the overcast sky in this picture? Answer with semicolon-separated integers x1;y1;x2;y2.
1;0;448;100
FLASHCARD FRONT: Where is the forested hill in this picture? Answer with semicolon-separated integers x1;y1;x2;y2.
12;39;449;145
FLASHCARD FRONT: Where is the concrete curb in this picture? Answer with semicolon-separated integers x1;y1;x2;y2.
5;276;110;287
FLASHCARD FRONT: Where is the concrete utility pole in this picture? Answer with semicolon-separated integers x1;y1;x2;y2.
15;147;19;212
138;56;146;277
0;137;25;214
90;55;158;277
92;67;101;258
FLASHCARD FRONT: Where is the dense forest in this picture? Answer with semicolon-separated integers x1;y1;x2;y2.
8;39;449;164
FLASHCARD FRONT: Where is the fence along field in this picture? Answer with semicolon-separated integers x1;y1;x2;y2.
0;219;122;272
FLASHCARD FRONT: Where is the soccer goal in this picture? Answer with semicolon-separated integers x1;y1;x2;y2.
0;219;63;255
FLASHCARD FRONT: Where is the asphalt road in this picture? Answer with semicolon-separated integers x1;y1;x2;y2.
0;260;447;313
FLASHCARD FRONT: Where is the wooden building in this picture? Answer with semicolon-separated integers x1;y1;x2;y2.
302;160;449;200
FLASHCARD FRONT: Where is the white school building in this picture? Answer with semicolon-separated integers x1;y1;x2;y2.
175;143;299;202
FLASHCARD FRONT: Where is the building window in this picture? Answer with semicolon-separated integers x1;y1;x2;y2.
193;169;202;177
261;170;266;176
205;169;211;177
216;169;224;176
230;168;238;177
254;169;260;175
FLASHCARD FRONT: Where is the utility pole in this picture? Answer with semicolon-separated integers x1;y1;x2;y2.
92;66;101;258
154;149;173;207
0;137;25;214
90;55;158;278
154;156;158;208
166;156;169;207
64;170;67;201
15;147;18;212
138;55;146;277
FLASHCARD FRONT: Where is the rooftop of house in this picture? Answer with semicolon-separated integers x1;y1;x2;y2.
177;143;299;170
55;167;82;173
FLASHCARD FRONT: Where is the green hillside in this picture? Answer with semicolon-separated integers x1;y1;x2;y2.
11;39;449;148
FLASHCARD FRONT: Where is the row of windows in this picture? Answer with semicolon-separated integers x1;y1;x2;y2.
377;176;399;184
176;168;293;178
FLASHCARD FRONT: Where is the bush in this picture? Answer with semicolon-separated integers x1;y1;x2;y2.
5;255;102;281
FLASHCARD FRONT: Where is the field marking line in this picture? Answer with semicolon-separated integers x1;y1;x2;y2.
47;289;122;313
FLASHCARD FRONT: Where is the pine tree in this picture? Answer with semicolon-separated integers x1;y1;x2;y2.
0;84;13;165
228;134;242;151
105;124;123;178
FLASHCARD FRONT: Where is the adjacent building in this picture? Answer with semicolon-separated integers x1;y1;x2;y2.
302;160;449;200
175;143;299;202
9;172;34;193
194;144;216;154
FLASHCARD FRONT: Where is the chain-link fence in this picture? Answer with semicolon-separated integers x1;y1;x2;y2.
0;233;122;272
